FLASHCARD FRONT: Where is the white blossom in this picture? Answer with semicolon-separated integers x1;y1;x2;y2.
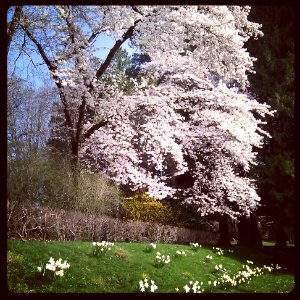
16;6;273;219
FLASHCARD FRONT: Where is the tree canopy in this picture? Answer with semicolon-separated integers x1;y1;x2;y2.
8;6;274;221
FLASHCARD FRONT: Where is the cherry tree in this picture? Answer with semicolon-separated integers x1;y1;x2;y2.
10;5;274;219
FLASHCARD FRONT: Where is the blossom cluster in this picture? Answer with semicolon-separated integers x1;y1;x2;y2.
154;252;171;268
37;257;70;278
138;278;158;293
16;5;274;220
92;241;114;256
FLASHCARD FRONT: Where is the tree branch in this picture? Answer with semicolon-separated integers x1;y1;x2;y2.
7;6;23;53
83;119;109;140
19;18;74;129
82;18;142;138
95;18;141;80
131;6;145;16
88;30;101;44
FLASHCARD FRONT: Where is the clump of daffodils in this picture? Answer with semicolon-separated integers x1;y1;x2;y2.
212;247;224;256
210;261;283;291
154;252;171;268
92;241;114;256
214;264;226;273
274;263;282;271
175;250;187;257
138;278;158;293
37;257;70;278
190;242;201;251
207;280;220;291
233;262;277;286
204;255;213;262
219;273;237;289
181;281;204;293
144;243;157;253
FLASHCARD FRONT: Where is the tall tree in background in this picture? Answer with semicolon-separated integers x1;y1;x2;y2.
246;6;295;248
7;77;55;159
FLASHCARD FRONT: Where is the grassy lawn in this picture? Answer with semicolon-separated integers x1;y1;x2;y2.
7;239;295;293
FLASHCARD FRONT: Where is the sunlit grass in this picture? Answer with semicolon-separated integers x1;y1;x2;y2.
7;239;295;293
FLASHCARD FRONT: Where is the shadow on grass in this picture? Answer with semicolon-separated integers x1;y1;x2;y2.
198;243;295;275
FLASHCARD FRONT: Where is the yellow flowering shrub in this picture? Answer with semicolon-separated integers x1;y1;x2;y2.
122;193;183;227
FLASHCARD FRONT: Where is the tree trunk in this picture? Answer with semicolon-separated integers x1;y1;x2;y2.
7;6;23;53
275;225;287;248
218;215;231;246
237;213;262;246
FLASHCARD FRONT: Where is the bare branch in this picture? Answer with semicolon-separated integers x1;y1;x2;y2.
19;23;55;71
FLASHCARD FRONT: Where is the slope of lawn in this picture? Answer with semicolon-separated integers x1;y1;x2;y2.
7;239;295;293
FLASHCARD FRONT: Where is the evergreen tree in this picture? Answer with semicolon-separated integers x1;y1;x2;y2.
246;6;295;247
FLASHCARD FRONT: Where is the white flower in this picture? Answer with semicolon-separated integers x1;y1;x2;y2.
55;258;63;268
183;285;190;293
92;242;96;246
49;257;55;264
61;261;70;269
46;263;56;271
37;266;42;272
55;269;64;277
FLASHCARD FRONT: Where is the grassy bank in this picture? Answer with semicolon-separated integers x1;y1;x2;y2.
7;239;295;293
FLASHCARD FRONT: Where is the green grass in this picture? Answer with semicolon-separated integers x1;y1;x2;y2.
7;239;295;293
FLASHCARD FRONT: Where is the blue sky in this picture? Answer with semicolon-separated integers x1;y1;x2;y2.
7;6;138;88
95;34;137;60
9;33;137;88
